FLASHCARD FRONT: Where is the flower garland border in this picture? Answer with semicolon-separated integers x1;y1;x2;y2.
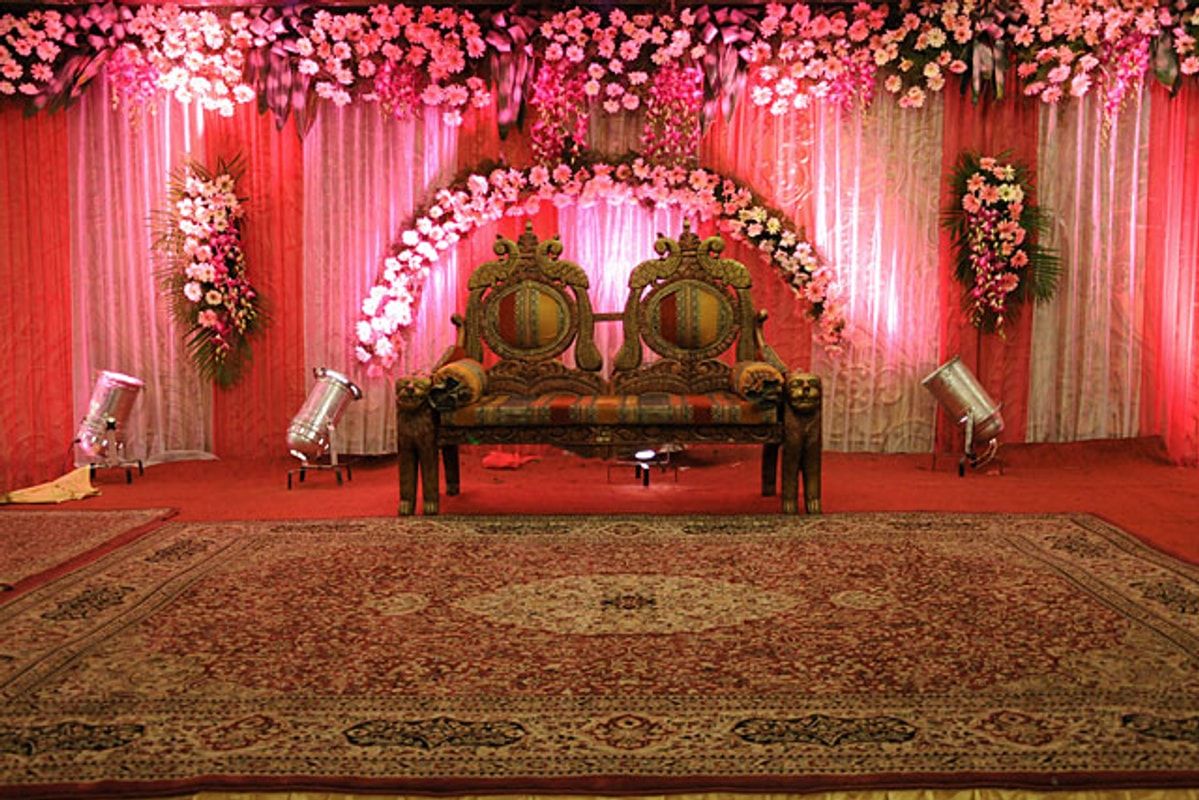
353;155;846;376
2;3;1197;132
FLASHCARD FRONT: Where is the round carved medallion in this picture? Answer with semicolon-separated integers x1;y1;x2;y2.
454;573;800;635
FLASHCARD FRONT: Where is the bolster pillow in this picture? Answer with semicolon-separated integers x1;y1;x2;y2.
731;360;785;407
429;358;487;411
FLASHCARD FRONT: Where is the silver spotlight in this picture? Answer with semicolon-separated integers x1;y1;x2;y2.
286;367;362;488
75;370;145;482
922;355;1004;475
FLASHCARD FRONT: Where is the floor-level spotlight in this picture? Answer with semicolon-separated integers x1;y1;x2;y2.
607;446;680;487
74;370;145;484
286;367;362;489
922;355;1004;476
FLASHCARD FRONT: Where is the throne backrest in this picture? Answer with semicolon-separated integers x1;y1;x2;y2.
455;222;603;394
611;223;760;394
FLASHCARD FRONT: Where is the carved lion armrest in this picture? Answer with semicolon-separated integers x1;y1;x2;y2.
428;358;487;412
781;371;823;515
731;361;785;408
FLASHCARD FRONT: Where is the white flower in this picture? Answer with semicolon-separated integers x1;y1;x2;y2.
183;282;203;302
373;336;394;357
383;299;412;326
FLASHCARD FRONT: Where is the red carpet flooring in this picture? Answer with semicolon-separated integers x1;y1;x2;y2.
3;512;1198;795
59;437;1199;564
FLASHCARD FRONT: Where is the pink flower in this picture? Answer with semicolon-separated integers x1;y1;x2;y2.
1047;64;1071;84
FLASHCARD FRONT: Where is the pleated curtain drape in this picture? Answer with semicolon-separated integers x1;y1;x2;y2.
1142;83;1199;464
1028;90;1151;443
67;82;215;466
0;108;73;490
301;105;460;454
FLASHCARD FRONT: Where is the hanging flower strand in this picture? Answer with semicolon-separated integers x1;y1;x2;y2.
154;156;264;387
943;152;1060;335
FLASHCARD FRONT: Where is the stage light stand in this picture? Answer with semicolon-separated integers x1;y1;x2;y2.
286;367;362;489
922;355;1005;476
72;370;145;484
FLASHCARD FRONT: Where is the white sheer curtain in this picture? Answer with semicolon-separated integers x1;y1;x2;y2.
1028;88;1150;442
68;82;214;464
302;107;459;454
809;98;945;452
557;203;686;372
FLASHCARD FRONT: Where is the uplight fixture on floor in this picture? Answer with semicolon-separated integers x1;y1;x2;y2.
74;370;145;483
286;367;362;489
608;446;679;486
922;355;1004;476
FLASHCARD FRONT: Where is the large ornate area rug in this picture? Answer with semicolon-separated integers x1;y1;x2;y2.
0;508;175;594
1;513;1198;798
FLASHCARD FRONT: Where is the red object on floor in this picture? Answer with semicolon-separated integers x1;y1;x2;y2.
481;451;541;469
27;437;1198;566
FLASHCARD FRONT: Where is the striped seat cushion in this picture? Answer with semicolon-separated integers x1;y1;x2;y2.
442;392;778;427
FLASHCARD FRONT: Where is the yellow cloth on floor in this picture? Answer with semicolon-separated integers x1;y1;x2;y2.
1;466;99;504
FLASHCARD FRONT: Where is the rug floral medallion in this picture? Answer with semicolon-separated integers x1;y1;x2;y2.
1;513;1198;796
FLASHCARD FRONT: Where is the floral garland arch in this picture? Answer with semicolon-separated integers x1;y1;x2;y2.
354;156;846;376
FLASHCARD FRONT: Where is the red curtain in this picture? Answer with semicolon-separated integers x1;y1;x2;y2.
1142;82;1199;463
702;101;817;371
937;77;1040;452
0;108;73;490
203;109;308;459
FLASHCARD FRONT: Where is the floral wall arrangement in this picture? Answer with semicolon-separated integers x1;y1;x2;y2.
943;152;1059;335
154;156;263;387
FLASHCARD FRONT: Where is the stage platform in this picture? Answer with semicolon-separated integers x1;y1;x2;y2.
59;437;1199;565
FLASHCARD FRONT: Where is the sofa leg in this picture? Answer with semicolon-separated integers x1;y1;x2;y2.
782;376;823;515
420;437;440;515
398;449;418;516
780;444;800;514
761;443;779;496
442;446;460;496
802;444;822;515
397;381;439;516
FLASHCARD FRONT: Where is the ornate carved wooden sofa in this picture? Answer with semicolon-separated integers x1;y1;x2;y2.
395;222;822;515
